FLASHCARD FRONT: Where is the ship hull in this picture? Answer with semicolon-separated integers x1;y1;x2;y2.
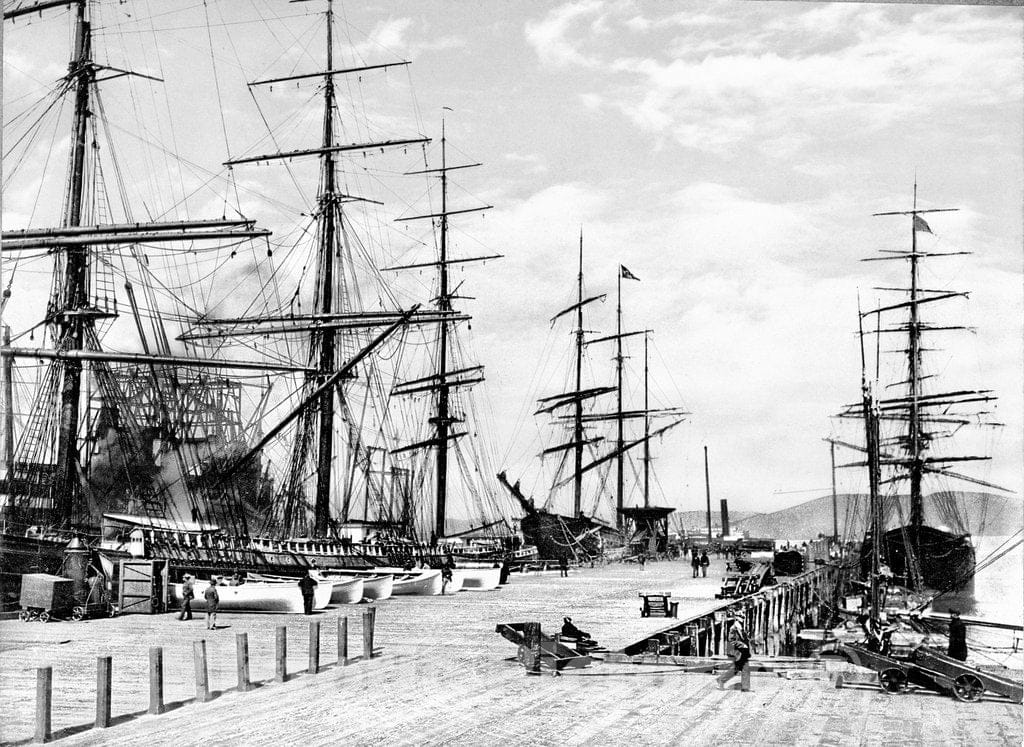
860;525;975;593
519;510;615;561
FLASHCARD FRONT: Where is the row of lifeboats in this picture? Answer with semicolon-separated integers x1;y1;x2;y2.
168;565;503;614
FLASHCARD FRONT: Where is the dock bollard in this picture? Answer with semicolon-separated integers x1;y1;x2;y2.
362;608;374;660
95;656;112;728
34;666;52;744
194;640;211;703
338;616;348;666
149;647;165;715
275;626;288;683
308;621;320;674
236;633;251;692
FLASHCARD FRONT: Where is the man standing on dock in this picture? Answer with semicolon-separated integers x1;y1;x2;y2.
716;615;751;691
948;610;968;661
203;579;219;630
298;570;318;615
179;574;194;621
699;550;710;578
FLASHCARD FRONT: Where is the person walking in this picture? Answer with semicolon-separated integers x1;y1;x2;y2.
203;578;219;630
699;550;710;578
716;615;751;691
691;551;700;578
298;570;318;615
948;609;968;661
179;574;195;621
441;558;454;594
558;556;569;578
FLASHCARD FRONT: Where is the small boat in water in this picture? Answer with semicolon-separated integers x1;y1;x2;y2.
172;580;332;614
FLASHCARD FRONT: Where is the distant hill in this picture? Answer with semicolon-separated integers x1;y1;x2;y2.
730;492;1022;541
672;509;758;534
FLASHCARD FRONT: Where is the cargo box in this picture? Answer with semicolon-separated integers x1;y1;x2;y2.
19;573;75;613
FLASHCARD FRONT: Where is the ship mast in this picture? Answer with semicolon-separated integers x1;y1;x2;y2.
312;0;338;537
573;232;585;517
433;122;452;540
643;332;650;508
870;187;960;562
615;270;624;528
52;0;93;525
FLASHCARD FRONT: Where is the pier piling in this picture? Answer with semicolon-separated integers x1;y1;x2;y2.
236;633;251;692
338;616;348;665
34;666;52;744
362;607;375;660
308;621;320;674
148;647;165;715
95;656;112;728
193;640;211;703
275;626;288;683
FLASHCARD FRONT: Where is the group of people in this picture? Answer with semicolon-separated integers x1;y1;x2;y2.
689;548;711;577
177;573;222;630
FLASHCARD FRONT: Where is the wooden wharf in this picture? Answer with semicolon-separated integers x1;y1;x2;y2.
1;556;1019;746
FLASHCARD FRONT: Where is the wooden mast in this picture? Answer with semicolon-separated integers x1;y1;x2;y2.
643;332;650;509
615;269;624;529
433;121;452;541
52;0;93;526
313;0;338;537
906;181;922;549
703;445;712;543
573;232;585;517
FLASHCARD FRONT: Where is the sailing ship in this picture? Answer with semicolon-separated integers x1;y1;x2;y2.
0;0;521;601
835;188;1009;594
499;239;686;561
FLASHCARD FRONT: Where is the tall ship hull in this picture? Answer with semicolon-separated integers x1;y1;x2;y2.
860;526;975;593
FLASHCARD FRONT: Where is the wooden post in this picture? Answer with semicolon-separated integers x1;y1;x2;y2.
95;656;112;728
194;640;210;703
275;626;288;683
149;647;165;715
523;622;542;674
308;621;320;674
338;616;348;666
34;666;52;744
362;607;375;660
236;633;251;692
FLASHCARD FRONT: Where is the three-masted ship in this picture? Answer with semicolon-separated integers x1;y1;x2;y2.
836;188;1008;593
1;0;522;597
499;240;686;561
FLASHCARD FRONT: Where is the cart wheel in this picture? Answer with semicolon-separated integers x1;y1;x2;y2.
517;645;538;670
27;609;40;622
38;611;50;623
18;610;31;623
952;673;985;703
878;668;908;693
71;606;85;622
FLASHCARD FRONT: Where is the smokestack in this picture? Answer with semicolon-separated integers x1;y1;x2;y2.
720;499;730;538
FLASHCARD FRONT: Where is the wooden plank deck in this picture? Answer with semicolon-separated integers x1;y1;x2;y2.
1;557;1019;745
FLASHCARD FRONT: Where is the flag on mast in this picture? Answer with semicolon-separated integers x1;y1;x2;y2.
620;265;640;281
913;215;933;234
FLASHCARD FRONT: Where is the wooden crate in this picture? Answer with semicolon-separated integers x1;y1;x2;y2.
19;573;75;612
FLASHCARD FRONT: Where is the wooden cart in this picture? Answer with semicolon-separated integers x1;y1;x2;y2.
840;642;1023;703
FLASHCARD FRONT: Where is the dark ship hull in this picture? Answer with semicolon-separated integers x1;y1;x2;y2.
519;510;611;561
860;524;975;593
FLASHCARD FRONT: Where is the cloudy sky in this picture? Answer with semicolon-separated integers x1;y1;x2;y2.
3;0;1022;520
